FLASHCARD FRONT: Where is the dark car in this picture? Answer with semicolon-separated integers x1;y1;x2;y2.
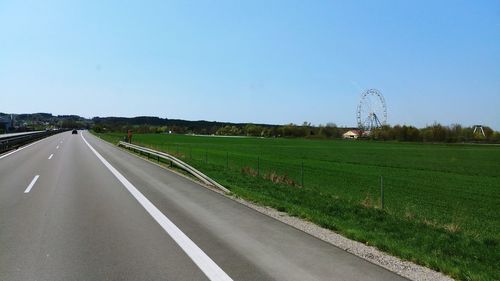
72;129;78;134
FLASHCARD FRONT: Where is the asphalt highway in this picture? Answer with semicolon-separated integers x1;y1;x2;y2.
0;131;408;281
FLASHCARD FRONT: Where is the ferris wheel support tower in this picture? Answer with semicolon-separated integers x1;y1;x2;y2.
356;89;387;132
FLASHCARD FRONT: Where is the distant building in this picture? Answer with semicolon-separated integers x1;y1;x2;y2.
342;130;361;139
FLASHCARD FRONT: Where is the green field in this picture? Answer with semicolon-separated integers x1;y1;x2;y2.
95;132;500;281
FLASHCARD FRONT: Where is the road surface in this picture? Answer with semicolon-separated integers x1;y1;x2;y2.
0;131;408;281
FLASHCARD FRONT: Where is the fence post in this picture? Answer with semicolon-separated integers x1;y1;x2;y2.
301;161;304;187
257;156;260;177
380;175;384;209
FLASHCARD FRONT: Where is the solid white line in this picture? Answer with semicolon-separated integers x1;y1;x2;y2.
48;154;53;160
24;175;40;193
80;133;233;281
0;138;46;160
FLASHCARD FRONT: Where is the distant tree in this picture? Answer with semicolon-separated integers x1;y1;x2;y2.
320;124;342;138
406;126;421;141
244;124;264;136
217;125;242;136
462;127;474;142
371;125;392;140
448;124;463;142
420;123;447;142
60;120;79;129
483;126;494;139
491;131;500;143
93;124;104;133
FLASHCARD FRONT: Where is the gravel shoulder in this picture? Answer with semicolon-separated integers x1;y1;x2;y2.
229;195;454;281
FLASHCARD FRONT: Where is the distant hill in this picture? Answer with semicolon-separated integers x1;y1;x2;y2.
0;113;279;135
92;116;279;135
0;112;90;132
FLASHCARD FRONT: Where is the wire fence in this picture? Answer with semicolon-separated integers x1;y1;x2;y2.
160;144;304;183
137;141;390;210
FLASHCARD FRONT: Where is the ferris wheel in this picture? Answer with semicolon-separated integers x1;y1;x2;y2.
356;89;387;131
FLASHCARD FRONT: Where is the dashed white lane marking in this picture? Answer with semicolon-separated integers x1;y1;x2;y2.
48;154;53;160
81;133;233;281
24;175;40;193
0;139;45;160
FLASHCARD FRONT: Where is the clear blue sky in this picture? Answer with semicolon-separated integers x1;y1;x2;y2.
1;0;499;129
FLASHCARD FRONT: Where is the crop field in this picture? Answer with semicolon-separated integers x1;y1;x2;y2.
95;132;499;281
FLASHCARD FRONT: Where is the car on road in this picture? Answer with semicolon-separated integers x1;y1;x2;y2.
72;129;78;134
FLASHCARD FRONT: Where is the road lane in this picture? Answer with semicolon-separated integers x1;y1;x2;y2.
0;130;409;281
81;133;232;281
0;134;63;209
0;138;48;160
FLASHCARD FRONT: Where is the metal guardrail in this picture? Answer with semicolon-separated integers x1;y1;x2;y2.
0;131;44;139
118;141;230;193
0;130;63;154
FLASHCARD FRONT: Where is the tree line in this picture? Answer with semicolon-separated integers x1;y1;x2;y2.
5;113;497;143
370;124;500;143
216;123;500;143
93;120;500;143
91;116;275;135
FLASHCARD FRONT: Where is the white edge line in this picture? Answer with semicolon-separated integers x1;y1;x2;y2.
48;154;53;160
0;138;46;160
24;175;40;193
80;133;233;281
